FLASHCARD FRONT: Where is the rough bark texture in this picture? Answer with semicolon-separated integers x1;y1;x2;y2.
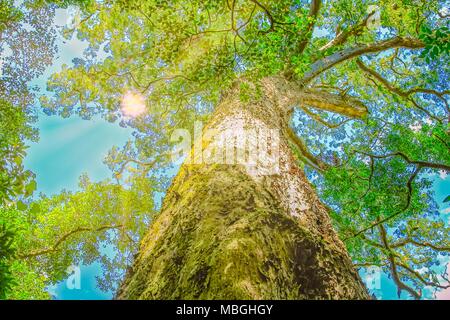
116;78;369;300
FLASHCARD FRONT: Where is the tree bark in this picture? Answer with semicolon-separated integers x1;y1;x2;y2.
116;78;369;299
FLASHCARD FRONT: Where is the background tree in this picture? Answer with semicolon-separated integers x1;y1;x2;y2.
0;0;56;297
41;0;450;299
0;220;15;299
0;0;110;298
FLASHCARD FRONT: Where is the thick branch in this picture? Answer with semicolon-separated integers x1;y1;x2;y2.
391;238;450;252
356;59;448;119
299;88;368;118
264;76;368;118
319;11;375;52
302;37;425;84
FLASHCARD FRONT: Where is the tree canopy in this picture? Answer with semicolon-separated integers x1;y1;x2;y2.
0;0;449;299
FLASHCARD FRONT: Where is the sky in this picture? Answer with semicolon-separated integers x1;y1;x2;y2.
16;7;450;300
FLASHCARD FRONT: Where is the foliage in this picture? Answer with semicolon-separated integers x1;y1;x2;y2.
0;0;89;298
0;0;56;296
0;221;15;299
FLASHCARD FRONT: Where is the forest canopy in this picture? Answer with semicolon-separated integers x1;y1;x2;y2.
0;0;449;300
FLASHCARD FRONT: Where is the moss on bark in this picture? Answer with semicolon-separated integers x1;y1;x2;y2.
117;164;368;299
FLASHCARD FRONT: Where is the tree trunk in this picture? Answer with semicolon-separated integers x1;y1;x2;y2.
116;78;369;300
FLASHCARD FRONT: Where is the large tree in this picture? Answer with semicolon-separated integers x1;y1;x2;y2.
41;0;450;299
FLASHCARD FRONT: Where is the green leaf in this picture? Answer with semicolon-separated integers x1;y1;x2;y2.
29;203;40;214
16;201;27;211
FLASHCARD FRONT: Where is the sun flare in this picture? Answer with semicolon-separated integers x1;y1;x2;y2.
120;91;147;118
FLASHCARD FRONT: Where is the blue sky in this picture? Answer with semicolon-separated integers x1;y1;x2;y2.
24;114;132;196
18;8;450;300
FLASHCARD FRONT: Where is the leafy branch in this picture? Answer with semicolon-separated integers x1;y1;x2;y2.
302;37;425;84
346;151;450;240
356;59;449;120
18;225;123;259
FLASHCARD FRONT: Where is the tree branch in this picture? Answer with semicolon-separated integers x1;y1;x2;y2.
18;225;123;259
302;37;425;84
299;88;369;118
378;223;421;299
391;238;450;252
319;11;375;52
359;225;450;296
249;0;275;33
345;151;429;240
115;158;159;178
354;262;387;268
357;151;450;172
287;127;329;171
397;262;450;290
300;106;353;128
264;76;368;118
249;0;294;34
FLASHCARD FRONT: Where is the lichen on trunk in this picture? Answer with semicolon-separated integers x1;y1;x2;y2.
116;78;369;300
